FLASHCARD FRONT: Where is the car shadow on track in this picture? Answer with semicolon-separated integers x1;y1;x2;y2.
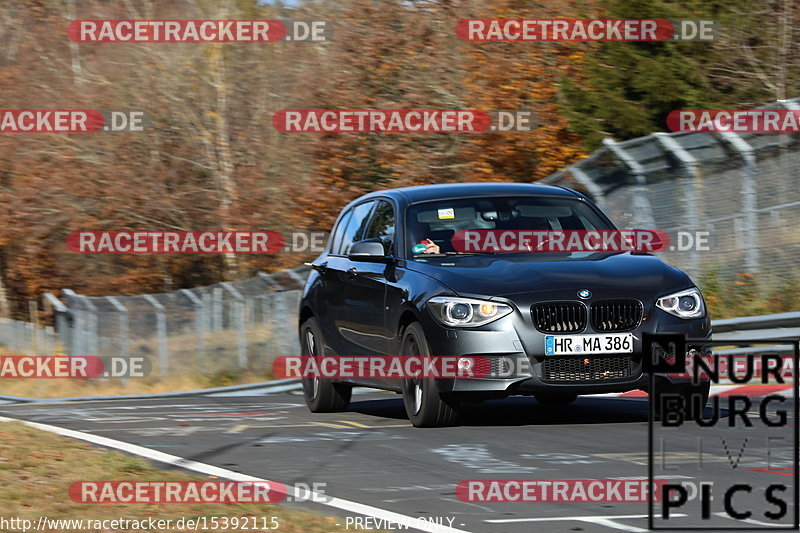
347;395;656;426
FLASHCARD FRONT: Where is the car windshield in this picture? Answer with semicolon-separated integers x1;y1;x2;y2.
405;195;615;260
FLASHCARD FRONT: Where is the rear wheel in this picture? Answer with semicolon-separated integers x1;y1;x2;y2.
653;381;710;421
534;393;578;405
400;322;461;427
300;317;351;412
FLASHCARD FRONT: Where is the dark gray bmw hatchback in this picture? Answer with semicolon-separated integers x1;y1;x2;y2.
298;182;710;427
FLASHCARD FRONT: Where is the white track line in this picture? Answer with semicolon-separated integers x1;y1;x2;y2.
0;416;471;533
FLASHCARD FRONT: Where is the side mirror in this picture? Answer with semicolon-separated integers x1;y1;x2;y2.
348;239;390;262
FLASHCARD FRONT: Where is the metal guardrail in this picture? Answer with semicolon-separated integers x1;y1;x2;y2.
712;311;800;333
711;312;800;355
0;378;304;404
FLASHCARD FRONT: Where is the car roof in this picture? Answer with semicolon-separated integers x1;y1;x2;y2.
355;182;582;206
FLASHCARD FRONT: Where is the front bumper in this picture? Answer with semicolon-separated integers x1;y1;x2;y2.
418;299;711;395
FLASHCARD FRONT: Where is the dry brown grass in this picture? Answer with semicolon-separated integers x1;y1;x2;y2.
0;421;368;532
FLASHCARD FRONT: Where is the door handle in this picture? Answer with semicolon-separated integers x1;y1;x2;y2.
347;267;358;278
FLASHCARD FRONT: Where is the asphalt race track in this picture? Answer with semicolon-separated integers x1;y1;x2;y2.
1;391;796;533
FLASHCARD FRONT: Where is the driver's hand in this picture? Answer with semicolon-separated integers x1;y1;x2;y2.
422;239;440;254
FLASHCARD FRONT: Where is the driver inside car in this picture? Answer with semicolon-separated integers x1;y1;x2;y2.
413;238;440;254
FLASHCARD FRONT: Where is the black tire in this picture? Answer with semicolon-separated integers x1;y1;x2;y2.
534;393;578;405
653;381;710;421
299;317;351;413
399;322;461;427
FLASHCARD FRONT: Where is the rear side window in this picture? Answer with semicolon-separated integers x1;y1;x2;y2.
363;200;395;255
330;208;353;254
337;201;376;255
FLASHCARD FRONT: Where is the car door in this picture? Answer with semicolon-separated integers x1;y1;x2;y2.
325;200;376;357
311;205;354;355
342;199;395;357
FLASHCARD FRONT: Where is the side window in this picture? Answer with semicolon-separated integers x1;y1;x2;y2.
330;208;353;254
364;200;395;255
337;201;375;255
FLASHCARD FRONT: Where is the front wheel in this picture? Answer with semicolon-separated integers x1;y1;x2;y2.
399;322;461;427
299;317;351;412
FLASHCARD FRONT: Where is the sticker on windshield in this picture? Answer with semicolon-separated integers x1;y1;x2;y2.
438;208;455;219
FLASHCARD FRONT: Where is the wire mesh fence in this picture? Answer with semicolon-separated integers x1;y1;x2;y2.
542;97;800;288
45;266;310;378
0;318;57;355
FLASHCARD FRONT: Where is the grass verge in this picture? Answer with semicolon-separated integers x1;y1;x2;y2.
0;369;275;399
0;421;359;532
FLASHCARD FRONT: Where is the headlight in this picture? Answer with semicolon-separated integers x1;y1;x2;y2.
656;287;706;319
427;296;513;327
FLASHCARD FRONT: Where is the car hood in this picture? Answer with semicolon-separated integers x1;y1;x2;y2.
405;253;693;300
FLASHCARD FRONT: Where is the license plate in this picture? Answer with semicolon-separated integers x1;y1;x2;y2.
545;333;634;355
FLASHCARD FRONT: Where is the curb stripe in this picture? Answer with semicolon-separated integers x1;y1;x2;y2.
588;384;793;399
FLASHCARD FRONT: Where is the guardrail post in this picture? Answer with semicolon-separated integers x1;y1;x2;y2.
63;293;97;356
654;133;701;277
258;271;281;290
257;272;282;326
286;267;308;287
61;289;86;355
83;296;98;356
273;290;289;356
221;282;247;368
602;138;658;229
10;319;18;352
273;290;299;357
245;297;254;327
143;295;167;376
44;292;72;354
28;301;40;354
202;292;212;333
44;326;55;354
779;100;800;201
180;289;206;371
566;165;607;210
106;296;130;377
716;131;759;273
212;287;223;331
